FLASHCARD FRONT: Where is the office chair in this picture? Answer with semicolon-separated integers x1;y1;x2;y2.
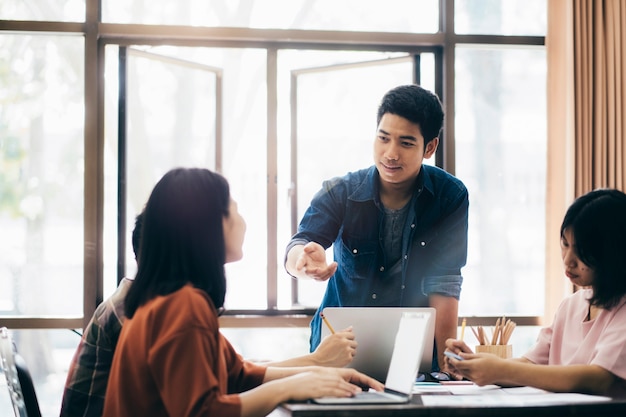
0;327;42;417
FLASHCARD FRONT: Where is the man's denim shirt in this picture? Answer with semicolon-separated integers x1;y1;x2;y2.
286;165;469;351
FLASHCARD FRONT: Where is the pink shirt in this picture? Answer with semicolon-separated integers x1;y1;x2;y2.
524;288;626;397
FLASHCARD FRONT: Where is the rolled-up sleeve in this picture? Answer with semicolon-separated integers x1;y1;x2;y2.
415;186;468;300
423;274;463;299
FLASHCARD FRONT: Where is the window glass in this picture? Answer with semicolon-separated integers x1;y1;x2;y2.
217;48;268;310
124;48;219;210
0;0;85;22
103;45;221;297
102;0;439;33
455;0;547;36
221;327;312;362
103;46;268;308
455;45;547;316
275;50;436;309
0;34;84;317
103;45;122;299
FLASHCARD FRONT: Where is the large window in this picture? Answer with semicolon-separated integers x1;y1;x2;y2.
456;45;547;316
1;1;547;414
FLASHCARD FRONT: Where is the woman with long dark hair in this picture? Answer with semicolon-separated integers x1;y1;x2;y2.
103;167;382;417
444;188;626;397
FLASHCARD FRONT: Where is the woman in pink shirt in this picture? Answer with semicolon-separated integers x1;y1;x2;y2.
444;188;626;397
102;168;383;417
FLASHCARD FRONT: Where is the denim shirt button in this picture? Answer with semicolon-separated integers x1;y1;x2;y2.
352;248;358;254
420;241;426;246
411;223;415;229
379;266;385;272
403;254;408;260
401;284;405;290
371;293;377;299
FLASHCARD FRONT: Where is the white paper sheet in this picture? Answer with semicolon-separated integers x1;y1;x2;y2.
420;390;611;407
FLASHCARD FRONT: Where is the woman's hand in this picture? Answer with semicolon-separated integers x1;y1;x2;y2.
444;338;473;380
311;328;357;367
444;338;507;386
281;367;384;402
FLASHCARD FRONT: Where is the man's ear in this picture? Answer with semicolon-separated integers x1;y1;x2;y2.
424;137;439;159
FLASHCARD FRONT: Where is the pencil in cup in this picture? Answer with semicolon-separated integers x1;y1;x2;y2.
475;344;512;359
471;317;515;359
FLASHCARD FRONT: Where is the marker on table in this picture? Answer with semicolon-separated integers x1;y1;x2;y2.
320;312;336;334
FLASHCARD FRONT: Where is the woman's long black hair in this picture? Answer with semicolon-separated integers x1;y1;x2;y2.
125;167;230;318
560;188;626;309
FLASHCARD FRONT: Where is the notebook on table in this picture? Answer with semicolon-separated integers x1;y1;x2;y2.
313;311;431;404
319;306;436;383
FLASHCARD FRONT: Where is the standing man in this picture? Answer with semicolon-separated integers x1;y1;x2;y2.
285;84;468;371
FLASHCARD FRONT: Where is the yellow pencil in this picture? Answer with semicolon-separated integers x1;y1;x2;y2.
320;312;336;334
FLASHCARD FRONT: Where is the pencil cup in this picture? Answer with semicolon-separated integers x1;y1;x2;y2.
475;344;512;359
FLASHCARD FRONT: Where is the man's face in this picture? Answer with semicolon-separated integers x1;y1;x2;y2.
373;113;437;188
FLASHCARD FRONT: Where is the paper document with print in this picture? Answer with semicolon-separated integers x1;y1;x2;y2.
313;311;430;404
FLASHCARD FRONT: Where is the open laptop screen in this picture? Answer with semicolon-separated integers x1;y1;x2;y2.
312;311;431;405
320;307;436;383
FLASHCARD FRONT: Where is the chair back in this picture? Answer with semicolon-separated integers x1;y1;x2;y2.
0;327;42;417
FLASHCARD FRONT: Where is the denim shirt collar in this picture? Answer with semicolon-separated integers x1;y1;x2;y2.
348;165;433;206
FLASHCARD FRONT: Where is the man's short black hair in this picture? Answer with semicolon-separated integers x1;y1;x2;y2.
376;84;444;145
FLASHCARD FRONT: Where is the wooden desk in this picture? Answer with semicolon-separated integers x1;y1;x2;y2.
270;395;626;417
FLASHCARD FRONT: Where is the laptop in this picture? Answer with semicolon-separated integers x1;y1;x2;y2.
319;307;436;383
313;311;431;404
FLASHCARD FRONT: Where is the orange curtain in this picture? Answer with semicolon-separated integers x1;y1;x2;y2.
573;0;626;194
545;0;626;319
546;0;575;321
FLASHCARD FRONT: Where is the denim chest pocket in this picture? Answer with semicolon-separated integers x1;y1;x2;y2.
339;238;379;280
411;229;440;258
